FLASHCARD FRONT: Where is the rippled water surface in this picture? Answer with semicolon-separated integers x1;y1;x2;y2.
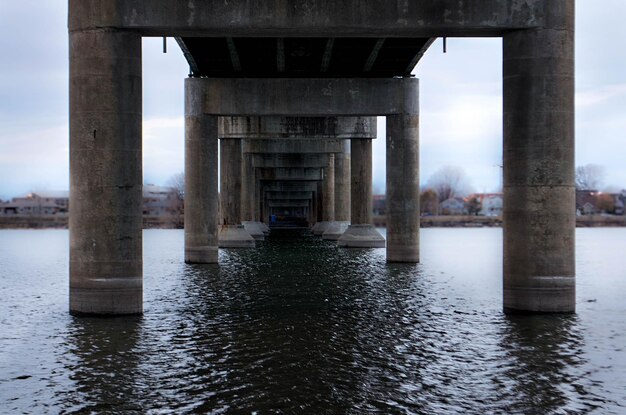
1;228;625;414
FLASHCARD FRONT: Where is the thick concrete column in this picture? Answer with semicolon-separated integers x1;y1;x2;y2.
241;149;254;221
338;137;385;248
351;139;372;224
220;139;243;225
503;1;575;313
323;141;351;240
322;154;335;221
313;154;336;235
184;81;219;264
69;29;143;315
220;139;255;247
334;140;351;222
254;171;262;222
386;83;420;262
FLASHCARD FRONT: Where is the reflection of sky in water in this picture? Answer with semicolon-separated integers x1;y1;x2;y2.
0;228;624;413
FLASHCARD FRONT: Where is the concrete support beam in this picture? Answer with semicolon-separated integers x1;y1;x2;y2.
244;139;344;154
185;85;219;264
256;167;323;181
221;116;376;139
252;154;330;169
266;191;313;200
268;200;310;208
262;181;318;193
199;78;417;116
386;81;420;262
502;1;575;313
69;29;143;315
70;0;546;36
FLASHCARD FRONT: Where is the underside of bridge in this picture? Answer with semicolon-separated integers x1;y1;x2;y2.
68;0;575;316
177;37;433;78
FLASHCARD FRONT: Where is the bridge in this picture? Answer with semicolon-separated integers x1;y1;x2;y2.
68;0;575;315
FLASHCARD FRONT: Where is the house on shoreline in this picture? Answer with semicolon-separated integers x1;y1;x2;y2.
0;185;182;218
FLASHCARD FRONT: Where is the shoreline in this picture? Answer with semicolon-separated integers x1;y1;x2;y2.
1;214;625;229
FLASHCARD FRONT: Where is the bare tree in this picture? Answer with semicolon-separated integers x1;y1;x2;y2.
426;166;473;203
575;164;605;191
168;172;185;201
420;189;438;215
167;172;185;218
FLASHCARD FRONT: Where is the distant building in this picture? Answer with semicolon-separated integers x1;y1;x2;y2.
471;193;503;217
0;186;181;218
142;184;180;216
372;194;386;215
0;191;69;216
440;197;467;215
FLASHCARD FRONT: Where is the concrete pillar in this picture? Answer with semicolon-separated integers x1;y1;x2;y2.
254;171;261;222
386;88;420;262
313;154;336;235
323;141;351;240
503;1;575;313
338;138;385;248
241;149;254;221
69;29;143;315
184;82;219;264
322;154;335;221
334;140;351;222
351;139;372;224
219;139;255;247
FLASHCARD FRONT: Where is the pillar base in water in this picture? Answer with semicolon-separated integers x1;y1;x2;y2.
185;246;218;264
504;276;575;313
337;224;385;248
219;225;256;248
242;222;266;240
70;277;143;316
322;221;350;240
312;221;332;236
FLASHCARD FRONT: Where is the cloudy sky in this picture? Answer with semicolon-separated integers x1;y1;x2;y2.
1;1;625;200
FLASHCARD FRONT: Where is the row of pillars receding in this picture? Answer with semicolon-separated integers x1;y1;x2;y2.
69;3;575;316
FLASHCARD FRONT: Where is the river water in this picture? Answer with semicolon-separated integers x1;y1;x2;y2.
0;228;624;414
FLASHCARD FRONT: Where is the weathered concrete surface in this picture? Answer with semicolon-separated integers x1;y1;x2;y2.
70;0;546;36
337;225;385;248
256;167;323;181
241;150;254;222
266;191;313;200
262;181;318;193
350;139;373;225
252;154;330;169
242;221;265;241
503;0;575;313
322;221;350;240
268;200;310;208
220;138;255;247
312;221;331;236
219;225;256;248
244;139;344;154
334;140;351;222
69;29;143;315
322;154;335;222
338;138;384;247
185;84;219;264
221;116;376;139
194;78;419;116
386;111;420;263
